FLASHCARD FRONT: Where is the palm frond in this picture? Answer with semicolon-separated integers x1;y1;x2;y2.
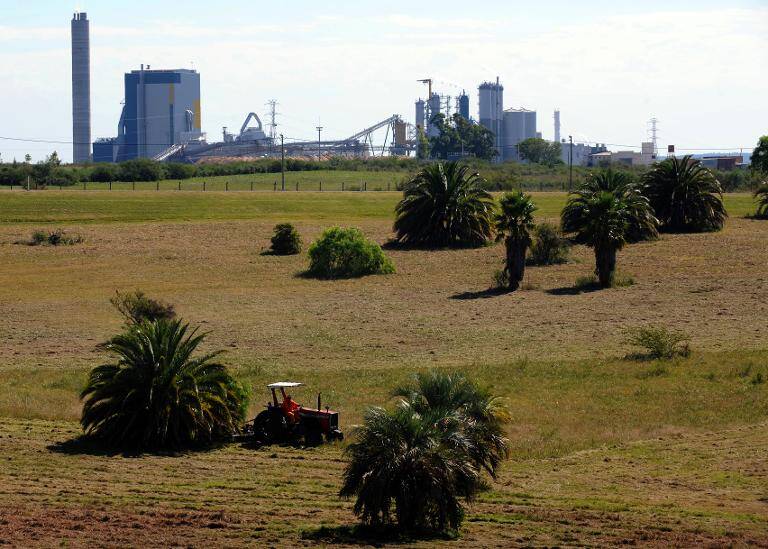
80;318;246;451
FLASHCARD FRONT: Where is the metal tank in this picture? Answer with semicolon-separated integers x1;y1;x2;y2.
503;108;537;161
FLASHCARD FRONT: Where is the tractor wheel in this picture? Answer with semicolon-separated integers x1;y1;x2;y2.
254;409;287;443
304;428;323;447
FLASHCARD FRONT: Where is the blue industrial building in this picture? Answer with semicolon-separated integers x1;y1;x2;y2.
94;67;202;162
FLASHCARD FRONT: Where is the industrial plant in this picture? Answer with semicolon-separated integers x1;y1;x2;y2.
71;12;668;168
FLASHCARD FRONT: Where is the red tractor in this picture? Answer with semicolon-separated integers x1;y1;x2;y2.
241;382;343;446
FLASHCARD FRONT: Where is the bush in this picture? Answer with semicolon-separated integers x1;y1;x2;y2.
492;269;509;289
110;290;176;325
574;272;633;290
81;319;247;450
270;223;302;255
528;223;570;265
307;227;395;279
118;159;163;182
89;164;120;183
164;163;197;180
29;229;83;246
624;325;691;360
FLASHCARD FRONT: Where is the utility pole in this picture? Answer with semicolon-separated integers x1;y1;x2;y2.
280;133;285;191
316;125;323;162
568;135;573;191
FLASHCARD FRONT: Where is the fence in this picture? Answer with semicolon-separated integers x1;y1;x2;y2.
0;180;397;193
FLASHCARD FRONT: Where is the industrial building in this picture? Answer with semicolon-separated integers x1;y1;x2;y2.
476;79;538;162
95;67;203;162
71;12;91;164
589;142;656;166
415;82;471;139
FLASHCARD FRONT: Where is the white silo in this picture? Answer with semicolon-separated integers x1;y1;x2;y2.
478;78;504;157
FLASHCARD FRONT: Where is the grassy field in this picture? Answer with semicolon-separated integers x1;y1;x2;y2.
0;190;766;546
0;170;409;193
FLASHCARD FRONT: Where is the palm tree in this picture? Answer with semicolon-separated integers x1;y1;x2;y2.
495;192;537;291
393;371;510;478
340;371;509;533
393;162;494;248
642;155;727;232
340;404;478;532
581;170;658;242
81;319;247;450
754;182;768;219
561;177;658;288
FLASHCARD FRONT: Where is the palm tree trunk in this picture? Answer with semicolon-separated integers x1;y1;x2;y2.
594;245;617;288
505;237;528;291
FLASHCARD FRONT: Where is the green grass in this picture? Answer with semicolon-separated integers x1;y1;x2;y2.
0;186;766;546
0;186;755;224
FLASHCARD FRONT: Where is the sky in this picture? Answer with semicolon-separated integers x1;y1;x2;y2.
0;0;766;162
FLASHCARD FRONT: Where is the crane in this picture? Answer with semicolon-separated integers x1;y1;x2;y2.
417;78;433;98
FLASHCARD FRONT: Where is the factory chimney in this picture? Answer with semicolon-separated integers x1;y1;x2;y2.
71;12;91;164
554;109;561;143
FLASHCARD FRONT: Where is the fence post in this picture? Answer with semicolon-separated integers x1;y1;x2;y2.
387;182;390;191
83;181;86;190
296;181;299;191
178;181;181;191
319;181;322;192
364;181;367;192
226;181;229;191
203;181;206;191
251;181;254;191
132;181;135;191
156;181;159;191
342;181;345;192
273;181;277;191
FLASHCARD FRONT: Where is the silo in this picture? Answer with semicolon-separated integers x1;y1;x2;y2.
458;91;470;120
71;12;91;164
554;110;561;144
478;79;504;156
415;99;425;130
503;108;537;161
427;93;441;137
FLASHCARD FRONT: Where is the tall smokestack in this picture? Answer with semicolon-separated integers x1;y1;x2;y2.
554;109;561;143
71;12;91;164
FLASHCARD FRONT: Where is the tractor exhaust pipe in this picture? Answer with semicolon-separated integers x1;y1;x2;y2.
317;392;321;411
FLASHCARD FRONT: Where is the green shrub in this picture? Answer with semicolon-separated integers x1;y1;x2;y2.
307;227;395;279
89;164;120;183
528;223;570;265
574;272;633;290
492;269;509;289
164;163;197;180
118;159;163;182
110;290;176;326
29;229;83;246
270;223;302;255
624;325;691;360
